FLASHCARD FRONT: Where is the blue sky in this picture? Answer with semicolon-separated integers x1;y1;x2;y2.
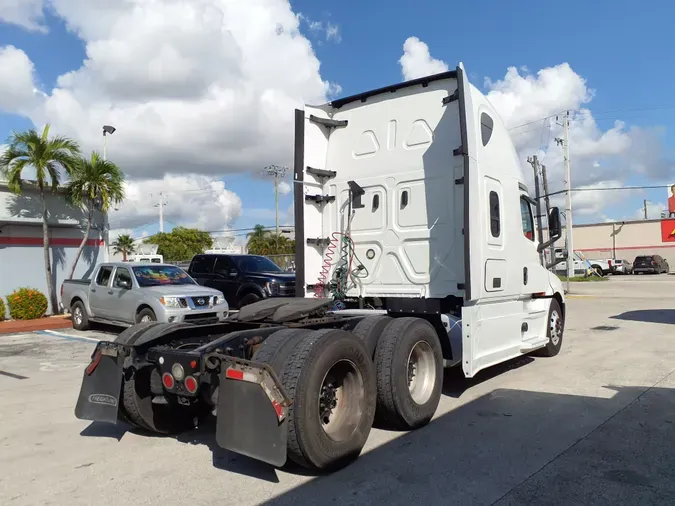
1;0;673;239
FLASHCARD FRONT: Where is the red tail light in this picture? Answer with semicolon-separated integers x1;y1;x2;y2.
86;350;102;375
162;372;175;390
184;376;198;394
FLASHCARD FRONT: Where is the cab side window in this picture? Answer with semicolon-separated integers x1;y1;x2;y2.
96;266;113;286
190;255;214;275
214;256;237;276
520;197;535;241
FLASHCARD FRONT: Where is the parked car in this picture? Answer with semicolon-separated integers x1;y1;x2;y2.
61;262;229;330
633;255;669;274
187;253;296;309
612;259;632;274
588;258;613;276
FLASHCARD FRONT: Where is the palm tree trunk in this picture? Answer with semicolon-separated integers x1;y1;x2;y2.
41;190;57;315
122;249;127;262
69;201;93;279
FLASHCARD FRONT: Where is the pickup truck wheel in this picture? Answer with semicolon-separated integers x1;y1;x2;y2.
136;308;157;324
591;265;604;277
238;293;261;308
71;301;90;331
279;329;376;471
352;315;392;358
373;317;443;430
535;298;564;358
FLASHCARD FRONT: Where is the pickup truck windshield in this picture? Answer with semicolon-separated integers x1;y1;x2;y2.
132;265;196;287
233;256;283;273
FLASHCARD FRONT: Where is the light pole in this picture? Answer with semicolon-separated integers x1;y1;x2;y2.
101;125;116;261
102;125;116;161
262;164;289;235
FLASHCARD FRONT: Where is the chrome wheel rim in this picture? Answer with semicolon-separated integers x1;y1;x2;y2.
550;310;562;346
140;315;152;323
407;340;436;405
318;359;364;442
73;307;83;325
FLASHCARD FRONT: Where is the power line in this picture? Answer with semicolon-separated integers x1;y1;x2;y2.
543;184;673;199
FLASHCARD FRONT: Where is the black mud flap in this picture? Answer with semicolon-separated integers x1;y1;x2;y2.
215;360;290;467
74;343;125;424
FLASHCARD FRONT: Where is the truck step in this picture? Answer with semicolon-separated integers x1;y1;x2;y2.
520;336;549;352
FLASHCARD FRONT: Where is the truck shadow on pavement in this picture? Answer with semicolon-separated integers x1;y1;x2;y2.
611;309;675;325
262;384;675;506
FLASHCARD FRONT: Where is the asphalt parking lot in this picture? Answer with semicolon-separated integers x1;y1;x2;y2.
1;276;674;505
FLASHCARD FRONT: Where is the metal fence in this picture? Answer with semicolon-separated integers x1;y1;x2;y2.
168;254;296;272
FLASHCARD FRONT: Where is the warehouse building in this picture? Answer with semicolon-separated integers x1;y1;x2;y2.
559;218;675;267
0;181;107;315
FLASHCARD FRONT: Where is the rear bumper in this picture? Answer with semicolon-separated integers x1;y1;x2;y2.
633;267;657;273
75;344;291;467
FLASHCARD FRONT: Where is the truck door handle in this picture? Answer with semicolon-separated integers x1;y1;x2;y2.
523;267;528;285
108;290;114;294
91;288;96;292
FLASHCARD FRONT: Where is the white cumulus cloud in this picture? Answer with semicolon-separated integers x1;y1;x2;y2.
0;45;40;114
108;175;242;240
0;0;47;32
399;36;449;81
3;0;340;234
19;0;338;180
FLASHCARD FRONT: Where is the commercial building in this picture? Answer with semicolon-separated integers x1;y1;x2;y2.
0;181;106;316
560;218;675;266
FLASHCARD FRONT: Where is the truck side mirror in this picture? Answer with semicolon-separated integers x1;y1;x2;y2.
549;207;562;239
119;279;131;290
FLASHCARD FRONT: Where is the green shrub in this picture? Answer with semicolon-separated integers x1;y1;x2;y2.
6;287;48;320
0;296;5;321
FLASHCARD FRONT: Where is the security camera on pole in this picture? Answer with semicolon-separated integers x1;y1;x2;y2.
101;125;116;261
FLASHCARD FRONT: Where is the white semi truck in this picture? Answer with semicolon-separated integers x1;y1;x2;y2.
74;64;565;472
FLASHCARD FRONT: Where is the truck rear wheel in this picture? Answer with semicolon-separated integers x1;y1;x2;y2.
255;329;376;471
373;317;443;430
352;315;392;357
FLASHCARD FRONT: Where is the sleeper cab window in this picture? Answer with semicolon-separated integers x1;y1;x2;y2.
520;197;535;241
481;113;494;146
489;191;500;237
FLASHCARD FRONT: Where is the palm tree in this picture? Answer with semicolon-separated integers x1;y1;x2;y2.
0;125;80;314
66;152;125;277
246;224;270;253
112;234;136;261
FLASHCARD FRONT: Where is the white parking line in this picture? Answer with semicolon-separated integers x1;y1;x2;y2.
36;329;103;343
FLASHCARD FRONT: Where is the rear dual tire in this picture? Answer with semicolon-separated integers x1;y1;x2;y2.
372;317;443;430
253;328;376;471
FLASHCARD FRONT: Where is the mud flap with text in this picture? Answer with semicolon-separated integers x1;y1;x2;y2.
74;343;124;424
215;361;290;467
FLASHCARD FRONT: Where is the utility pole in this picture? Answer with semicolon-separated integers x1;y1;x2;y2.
263;165;289;235
154;192;166;232
541;163;555;264
556;111;572;292
527;155;545;265
643;199;648;219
